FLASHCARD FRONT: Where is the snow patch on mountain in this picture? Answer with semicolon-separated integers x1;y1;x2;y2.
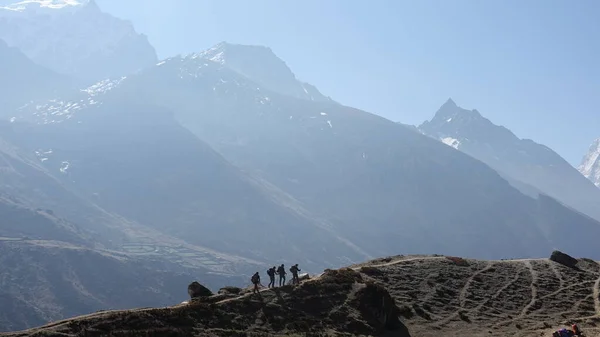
0;0;85;12
578;139;600;187
441;137;460;149
12;77;126;124
59;161;70;173
81;77;127;96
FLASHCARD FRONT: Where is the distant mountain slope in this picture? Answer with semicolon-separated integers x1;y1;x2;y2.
0;0;157;82
0;39;72;112
0;125;262;331
0;239;199;332
578;138;600;187
18;43;600;262
0;196;91;246
8;94;368;270
419;99;600;222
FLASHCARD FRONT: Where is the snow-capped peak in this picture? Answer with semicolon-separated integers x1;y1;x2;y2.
0;0;157;81
0;0;86;13
578;138;600;187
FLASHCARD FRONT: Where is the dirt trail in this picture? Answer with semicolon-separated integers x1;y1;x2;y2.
459;262;493;308
593;274;600;316
518;260;539;319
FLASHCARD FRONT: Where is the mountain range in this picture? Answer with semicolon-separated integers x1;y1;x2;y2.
419;99;600;222
13;43;600;262
1;0;600;332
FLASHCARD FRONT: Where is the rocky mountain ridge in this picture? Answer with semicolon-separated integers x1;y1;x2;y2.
10;42;600;263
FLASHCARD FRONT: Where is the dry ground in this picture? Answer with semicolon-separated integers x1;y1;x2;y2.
352;255;600;337
4;255;600;337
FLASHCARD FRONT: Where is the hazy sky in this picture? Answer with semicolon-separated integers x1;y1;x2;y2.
96;0;599;166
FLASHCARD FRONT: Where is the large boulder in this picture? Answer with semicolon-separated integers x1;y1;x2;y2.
550;250;578;268
187;281;213;299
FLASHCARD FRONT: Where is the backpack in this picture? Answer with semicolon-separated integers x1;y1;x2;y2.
251;274;259;284
559;329;570;337
267;268;273;276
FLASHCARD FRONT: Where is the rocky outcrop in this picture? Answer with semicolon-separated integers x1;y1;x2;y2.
550;250;578;268
352;281;404;330
187;281;213;299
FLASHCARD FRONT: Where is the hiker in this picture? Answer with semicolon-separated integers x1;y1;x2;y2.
572;324;581;336
276;264;286;286
267;266;276;288
290;264;301;285
251;272;261;294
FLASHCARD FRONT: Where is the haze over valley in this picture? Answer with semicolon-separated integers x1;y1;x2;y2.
0;1;599;336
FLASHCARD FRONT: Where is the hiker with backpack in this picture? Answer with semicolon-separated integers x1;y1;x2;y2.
251;272;261;294
267;266;276;288
290;264;301;285
276;264;286;286
552;324;583;337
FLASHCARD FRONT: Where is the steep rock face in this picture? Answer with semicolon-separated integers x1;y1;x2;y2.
419;99;600;222
578;138;600;187
197;42;333;102
0;0;158;82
